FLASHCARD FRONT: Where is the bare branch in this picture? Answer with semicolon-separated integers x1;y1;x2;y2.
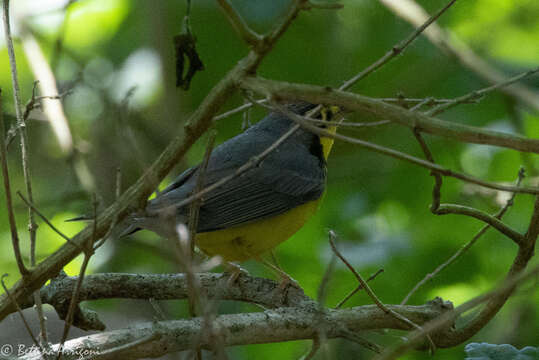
257;100;539;195
155;123;302;215
401;169;524;305
216;0;262;45
188;132;217;253
328;231;435;352
241;76;539;155
19;300;452;360
379;0;539;112
340;0;457;91
2;0;31;276
374;263;539;359
0;0;309;317
18;273;310;328
0;93;28;276
335;269;384;309
427;66;539;116
435;204;524;245
378;97;478;106
1;275;43;355
213;99;268;121
57;196;98;359
17;191;80;250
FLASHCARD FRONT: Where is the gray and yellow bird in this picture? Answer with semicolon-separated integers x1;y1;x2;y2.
124;102;340;264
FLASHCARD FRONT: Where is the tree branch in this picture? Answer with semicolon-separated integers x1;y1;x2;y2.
216;0;262;46
257;100;539;195
435;204;524;245
340;0;457;91
0;0;313;320
2;0;31;276
240;76;539;155
20;299;453;360
379;0;539;112
18;273;309;325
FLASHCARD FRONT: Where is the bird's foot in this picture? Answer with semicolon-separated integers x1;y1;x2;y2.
277;272;300;291
222;262;249;286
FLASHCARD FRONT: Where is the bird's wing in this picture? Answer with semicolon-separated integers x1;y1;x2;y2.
147;155;325;233
195;162;325;232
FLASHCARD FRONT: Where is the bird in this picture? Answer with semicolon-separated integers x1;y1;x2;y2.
122;102;341;279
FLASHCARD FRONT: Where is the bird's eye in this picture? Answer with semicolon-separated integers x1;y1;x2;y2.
319;106;340;128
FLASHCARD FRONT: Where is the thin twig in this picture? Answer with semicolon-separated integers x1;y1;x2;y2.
335;269;384;309
317;244;336;306
409;97;434;112
93;168;123;251
173;224;205;360
1;274;43;355
188;131;217;252
17;191;82;251
216;0;262;45
380;0;539;112
339;328;382;354
186;131;216;360
300;117;391;128
0;0;308;321
299;337;320;360
379;97;477;106
375;263;539;360
328;231;436;353
2;0;31;276
411;130;442;212
241;76;539;154
304;231;338;360
0;92;28;275
435;204;524;245
49;0;77;71
400;166;524;304
213;99;268;122
412;129;523;245
339;0;457;91
426;66;539;116
262;100;539;195
157;123;302;215
57;195;98;360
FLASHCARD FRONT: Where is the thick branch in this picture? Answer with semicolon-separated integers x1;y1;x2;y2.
18;273;310;330
20;299;452;360
240;77;539;154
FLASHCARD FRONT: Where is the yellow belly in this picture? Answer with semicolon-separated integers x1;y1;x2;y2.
195;199;321;262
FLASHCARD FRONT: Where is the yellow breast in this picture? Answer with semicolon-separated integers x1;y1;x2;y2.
195;198;322;262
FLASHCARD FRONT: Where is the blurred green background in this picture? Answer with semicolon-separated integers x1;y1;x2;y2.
1;0;538;359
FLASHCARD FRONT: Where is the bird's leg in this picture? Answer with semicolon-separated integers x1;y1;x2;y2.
255;255;300;289
223;262;249;286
